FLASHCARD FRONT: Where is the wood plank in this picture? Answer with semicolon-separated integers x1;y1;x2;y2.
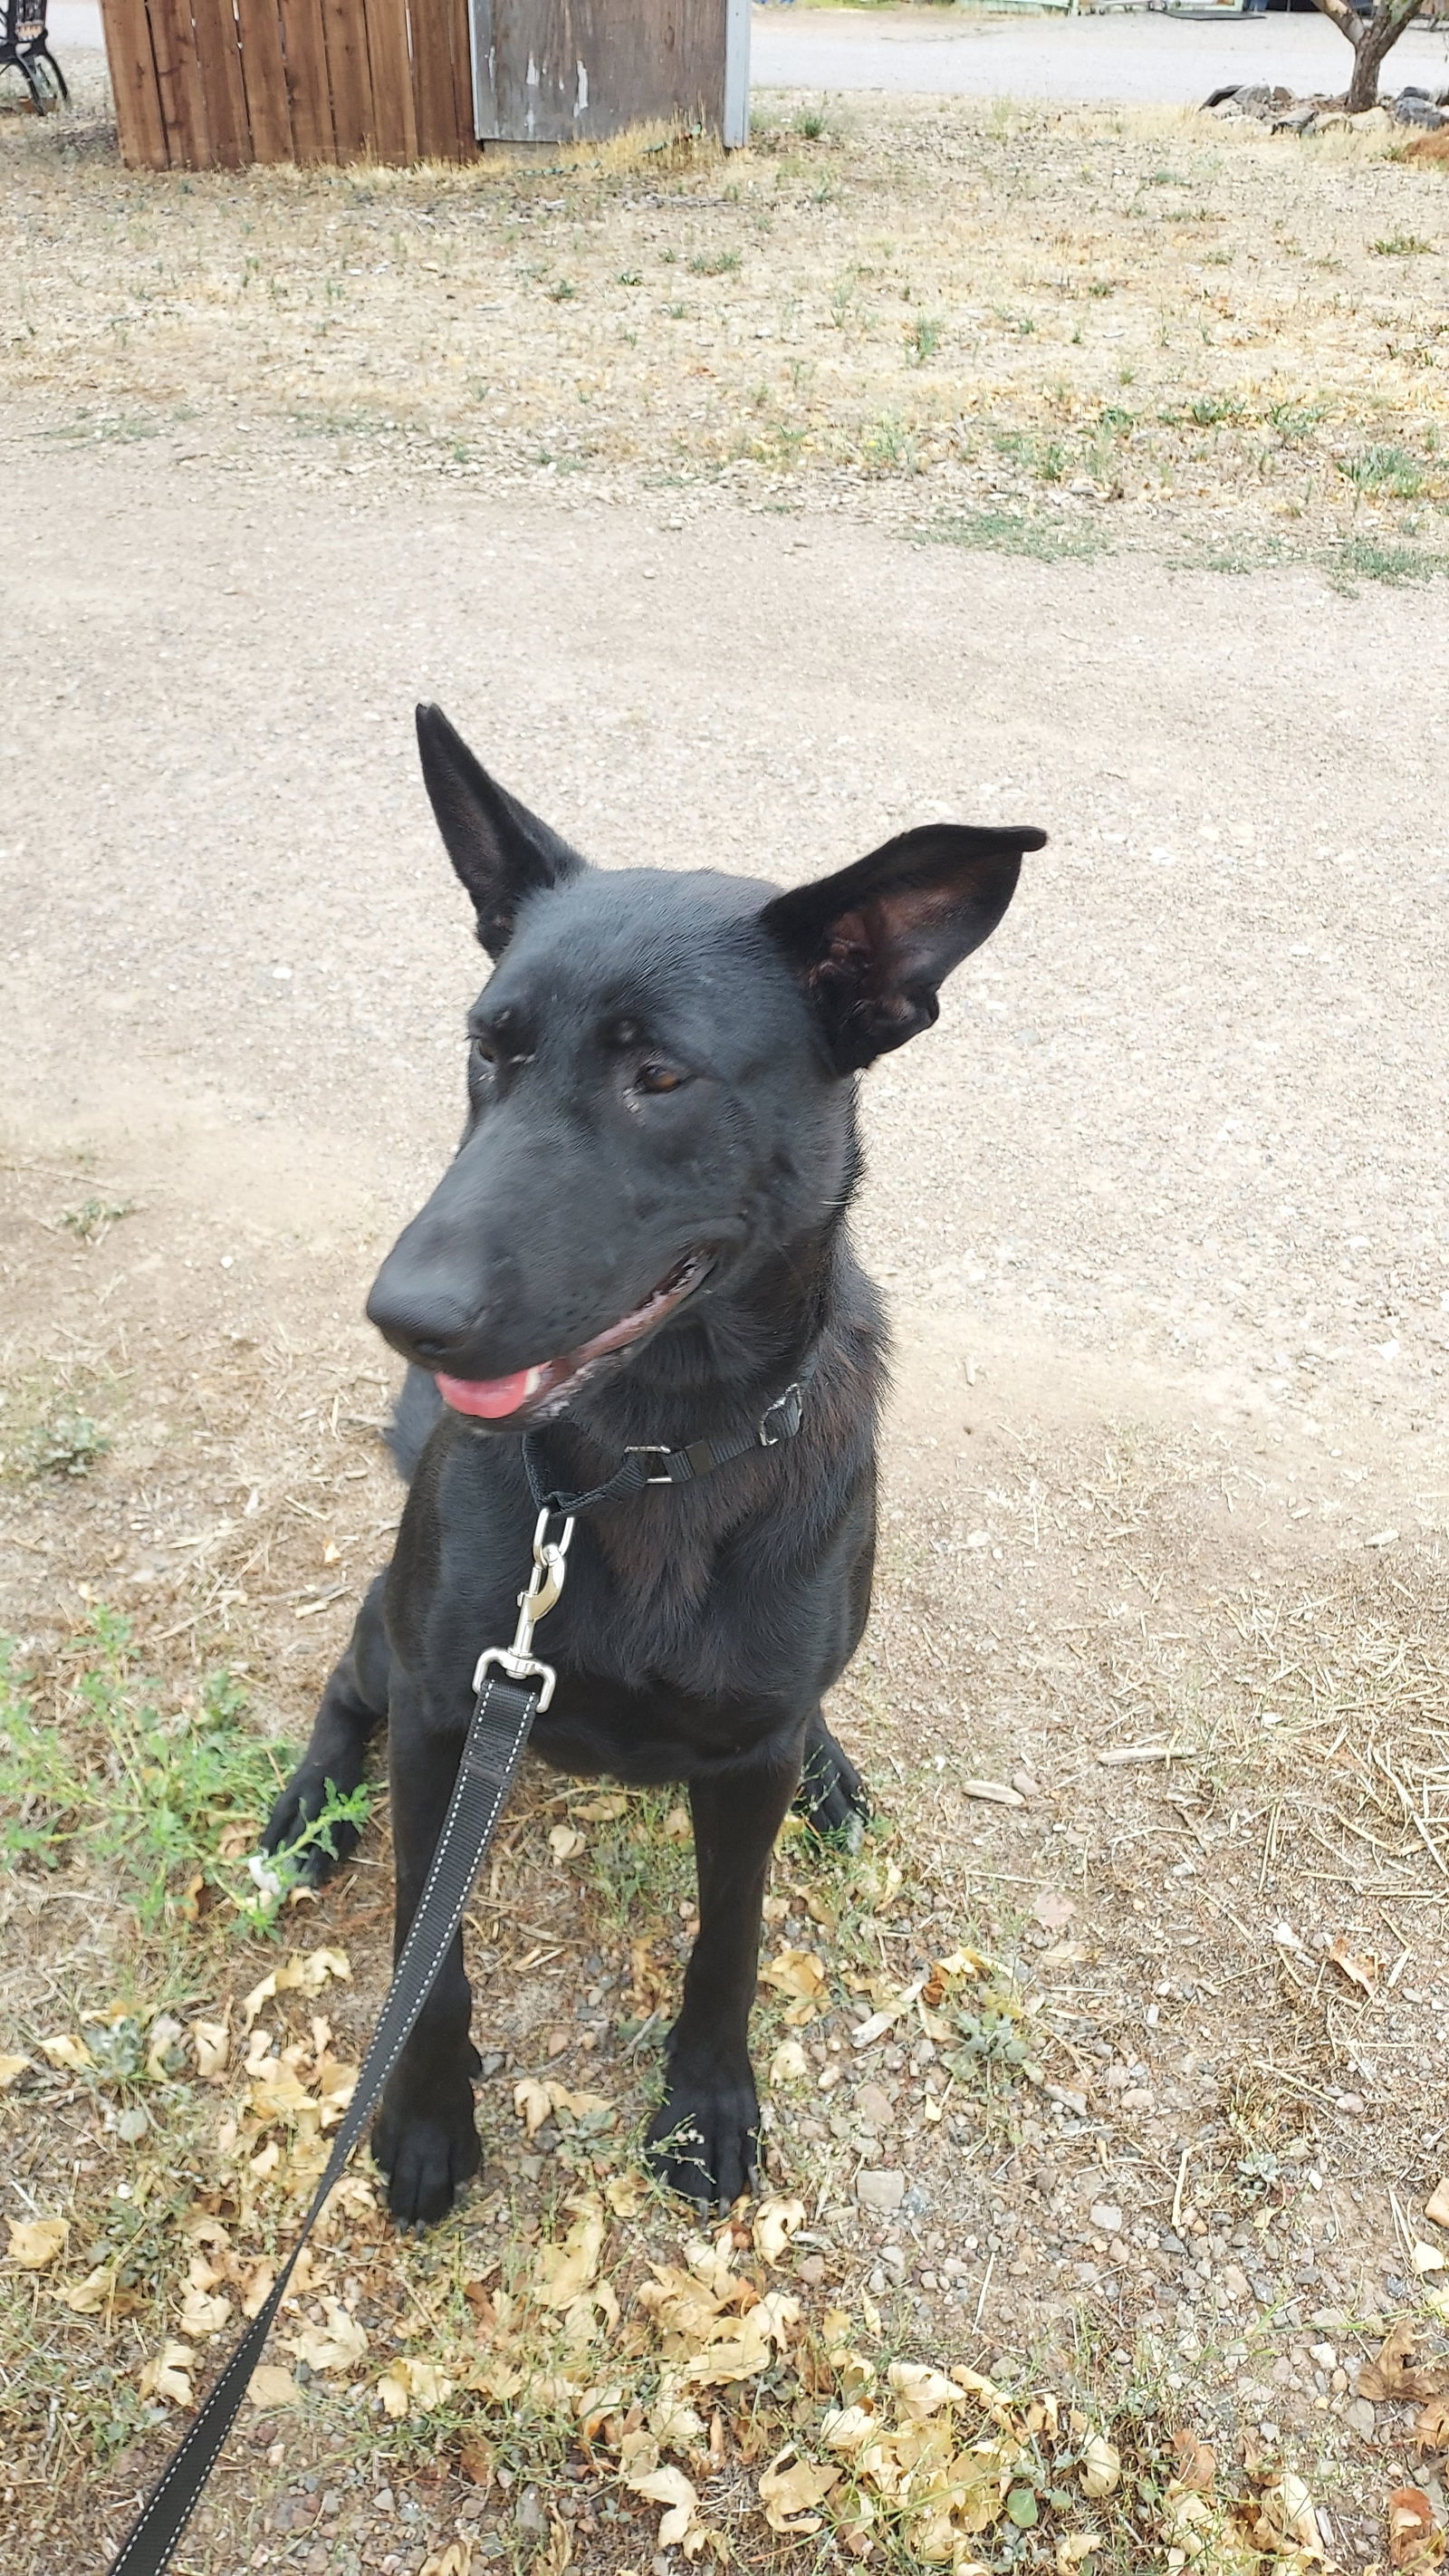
190;0;252;163
408;0;455;159
318;0;373;156
235;0;293;159
439;0;471;158
360;0;415;160
100;0;169;165
276;0;335;159
146;0;214;166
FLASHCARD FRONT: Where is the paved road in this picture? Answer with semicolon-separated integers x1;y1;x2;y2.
750;4;1449;105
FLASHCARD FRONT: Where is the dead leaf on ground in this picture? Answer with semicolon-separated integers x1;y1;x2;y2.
1170;2429;1217;2494
420;2545;473;2576
513;2077;614;2138
533;2196;606;2310
283;2297;368;2375
191;2018;230;2080
59;2262;116;2314
605;2169;647;2217
39;2032;91;2071
1056;2538;1102;2573
1425;2178;1449;2230
1415;2398;1449;2455
759;2446;840;2535
548;1824;586;1862
0;2053;31;2089
1080;2434;1122;2499
1252;2472;1326;2565
139;2341;196;2408
760;1948;828;2023
7;2216;68;2269
1329;1935;1380;1996
1388;2488;1445;2571
753;2195;806;2266
377;2357;453;2419
1362;2323;1449;2407
246;2364;301;2411
242;1946;350;2030
619;2430;707;2553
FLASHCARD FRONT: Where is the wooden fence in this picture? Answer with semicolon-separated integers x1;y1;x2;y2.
101;0;473;167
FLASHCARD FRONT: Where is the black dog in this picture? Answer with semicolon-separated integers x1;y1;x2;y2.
264;706;1043;2225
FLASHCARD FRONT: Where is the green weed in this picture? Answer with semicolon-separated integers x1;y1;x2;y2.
0;1614;365;1930
1328;533;1449;588
9;1399;111;1479
60;1197;136;1243
1339;442;1427;498
915;508;1108;563
1371;231;1435;256
906;313;943;365
686;248;741;276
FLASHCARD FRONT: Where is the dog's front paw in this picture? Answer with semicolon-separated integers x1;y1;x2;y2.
372;2074;481;2228
261;1763;361;1889
646;2056;762;2213
795;1725;869;1850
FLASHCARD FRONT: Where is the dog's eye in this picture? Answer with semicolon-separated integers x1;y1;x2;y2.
470;1036;497;1069
636;1062;686;1096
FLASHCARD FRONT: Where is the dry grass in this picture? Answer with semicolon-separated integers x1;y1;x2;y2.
4;64;1449;564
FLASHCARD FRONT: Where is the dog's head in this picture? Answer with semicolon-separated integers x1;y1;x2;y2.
367;705;1045;1427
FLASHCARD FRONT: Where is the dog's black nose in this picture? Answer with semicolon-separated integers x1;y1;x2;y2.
366;1262;478;1366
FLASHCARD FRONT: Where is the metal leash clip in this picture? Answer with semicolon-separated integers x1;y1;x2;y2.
472;1508;575;1710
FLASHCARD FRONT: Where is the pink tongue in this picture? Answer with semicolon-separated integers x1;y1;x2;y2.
436;1366;542;1420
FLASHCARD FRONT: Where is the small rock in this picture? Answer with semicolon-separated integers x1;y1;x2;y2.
1222;2264;1252;2302
1347;2398;1376;2438
1089;2203;1123;2235
799;2254;826;2287
1336;2094;1366;2118
853;2082;896;2133
858;2168;906;2216
879;2243;907;2281
517;2485;545;2536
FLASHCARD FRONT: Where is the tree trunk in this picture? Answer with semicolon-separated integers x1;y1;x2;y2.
1311;0;1425;110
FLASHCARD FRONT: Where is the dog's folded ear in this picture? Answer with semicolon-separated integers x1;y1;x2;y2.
416;704;587;958
760;822;1045;1074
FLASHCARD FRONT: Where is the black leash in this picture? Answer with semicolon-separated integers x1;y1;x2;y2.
108;1356;818;2573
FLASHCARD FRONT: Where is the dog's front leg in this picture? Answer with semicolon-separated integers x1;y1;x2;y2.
646;1737;801;2212
370;1670;482;2227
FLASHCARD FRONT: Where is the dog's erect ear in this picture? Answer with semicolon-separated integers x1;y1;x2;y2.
760;822;1045;1074
416;703;586;958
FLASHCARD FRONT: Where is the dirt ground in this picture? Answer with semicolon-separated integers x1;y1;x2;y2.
4;49;1449;2576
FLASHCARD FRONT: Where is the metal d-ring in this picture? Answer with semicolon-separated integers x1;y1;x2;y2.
472;1509;575;1708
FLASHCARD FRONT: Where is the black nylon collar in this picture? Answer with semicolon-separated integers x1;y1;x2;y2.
521;1345;820;1538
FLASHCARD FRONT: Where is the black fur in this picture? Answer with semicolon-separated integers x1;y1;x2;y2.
264;704;1043;2224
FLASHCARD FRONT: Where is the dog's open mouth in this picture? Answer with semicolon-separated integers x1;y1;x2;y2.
435;1250;715;1424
